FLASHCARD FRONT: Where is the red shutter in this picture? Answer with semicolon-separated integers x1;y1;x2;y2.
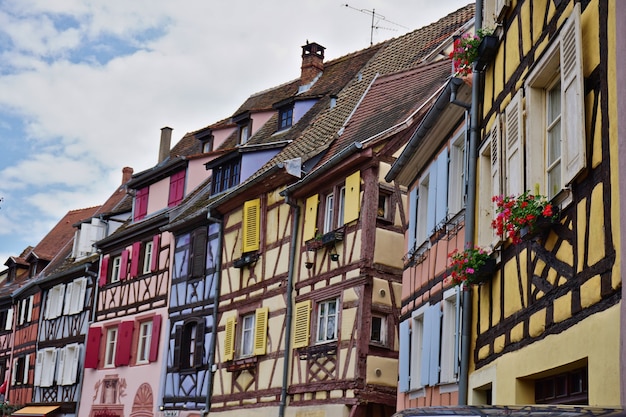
99;256;109;287
119;250;129;280
168;170;186;207
151;235;161;272
85;327;102;369
149;315;162;362
130;242;141;278
115;321;134;367
134;187;149;221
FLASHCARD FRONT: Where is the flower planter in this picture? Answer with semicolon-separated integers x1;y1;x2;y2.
520;212;558;241
471;257;497;284
475;35;499;71
321;230;344;246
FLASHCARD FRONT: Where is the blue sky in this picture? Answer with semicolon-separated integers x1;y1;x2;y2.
0;0;471;263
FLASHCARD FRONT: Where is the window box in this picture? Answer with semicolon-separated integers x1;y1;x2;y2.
226;356;257;372
475;35;499;71
519;208;560;242
321;230;344;246
297;341;337;360
472;257;497;284
233;253;258;269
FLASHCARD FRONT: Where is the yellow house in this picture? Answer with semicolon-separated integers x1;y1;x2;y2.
471;0;622;406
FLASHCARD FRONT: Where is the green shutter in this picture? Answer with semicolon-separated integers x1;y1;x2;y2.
344;171;360;224
242;199;261;252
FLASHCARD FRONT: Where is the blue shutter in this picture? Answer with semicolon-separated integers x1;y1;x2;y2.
435;149;449;227
399;319;410;392
428;303;442;386
408;188;418;253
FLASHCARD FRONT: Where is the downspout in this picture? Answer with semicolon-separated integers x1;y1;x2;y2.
204;214;224;417
458;0;482;405
76;264;98;416
278;194;300;417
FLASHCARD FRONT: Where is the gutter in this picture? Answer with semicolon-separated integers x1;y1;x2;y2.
458;0;483;405
204;214;223;417
278;195;300;417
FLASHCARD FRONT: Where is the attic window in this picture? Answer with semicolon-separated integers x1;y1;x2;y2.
202;137;213;153
239;123;250;145
278;106;293;131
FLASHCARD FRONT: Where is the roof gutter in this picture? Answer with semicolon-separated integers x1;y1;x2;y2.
459;0;483;405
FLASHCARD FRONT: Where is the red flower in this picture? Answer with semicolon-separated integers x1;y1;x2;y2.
491;192;558;243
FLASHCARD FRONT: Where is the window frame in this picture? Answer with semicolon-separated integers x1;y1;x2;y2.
239;313;255;358
111;255;122;284
278;106;294;130
370;314;387;346
104;327;118;368
142;241;153;275
136;320;153;364
440;287;461;384
316;298;339;344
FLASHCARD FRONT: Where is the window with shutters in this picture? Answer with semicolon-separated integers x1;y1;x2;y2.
13;355;29;386
63;278;87;315
0;308;12;332
111;255;122;283
240;314;255;357
34;348;56;387
477;122;501;248
223;307;268;362
57;343;79;385
174;319;205;371
168;170;186;207
45;284;65;319
18;295;34;326
317;171;360;236
134;187;149;222
525;3;585;202
440;288;461;384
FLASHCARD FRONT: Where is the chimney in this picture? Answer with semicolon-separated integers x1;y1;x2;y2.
158;127;173;163
122;167;134;185
301;42;325;86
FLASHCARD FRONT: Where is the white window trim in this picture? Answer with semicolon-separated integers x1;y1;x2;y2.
142;241;153;274
440;287;461;384
323;193;334;233
137;321;153;364
316;298;339;344
409;305;427;392
448;129;467;215
240;314;255;357
111;256;122;283
104;327;118;368
337;186;346;227
370;314;387;345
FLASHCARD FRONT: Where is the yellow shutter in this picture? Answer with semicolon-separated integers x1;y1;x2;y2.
224;316;236;361
242;199;260;252
344;171;361;224
303;195;319;241
253;307;269;356
292;300;311;348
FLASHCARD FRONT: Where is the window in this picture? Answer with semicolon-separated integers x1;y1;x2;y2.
323;193;334;233
525;3;585;200
12;354;29;386
477;118;502;248
111;256;122;283
175;319;205;370
104;327;118;367
448;129;467;214
440;288;461;384
377;190;391;221
370;315;386;345
239;123;250;144
316;299;338;343
0;308;13;331
168;170;186;207
56;344;80;385
63;278;87;315
45;284;65;319
211;159;241;195
535;367;588;404
142;241;153;274
223;308;268;361
278;106;293;130
240;314;255;357
34;348;57;387
137;321;153;364
18;295;34;326
134;187;149;221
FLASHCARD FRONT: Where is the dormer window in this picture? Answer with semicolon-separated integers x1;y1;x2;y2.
233;112;252;145
278;106;293;130
239;123;250;144
196;129;214;153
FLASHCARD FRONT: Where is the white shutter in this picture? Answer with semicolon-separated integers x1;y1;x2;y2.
34;351;44;386
5;308;13;331
44;291;52;320
19;299;26;325
504;91;524;195
12;359;18;384
491;115;503;243
408;188;418;253
561;3;586;185
398;320;410;392
65;344;79;385
56;347;66;385
435;149;449;227
426;168;437;236
23;353;30;383
27;295;34;323
63;283;74;315
75;278;87;312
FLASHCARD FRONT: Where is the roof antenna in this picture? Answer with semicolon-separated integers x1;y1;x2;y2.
342;4;409;46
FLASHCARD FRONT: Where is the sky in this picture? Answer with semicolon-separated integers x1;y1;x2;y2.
0;0;471;264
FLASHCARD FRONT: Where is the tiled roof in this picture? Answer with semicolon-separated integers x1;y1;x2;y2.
31;206;100;262
318;60;452;166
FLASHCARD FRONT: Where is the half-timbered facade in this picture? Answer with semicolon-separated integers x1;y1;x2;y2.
469;0;622;405
385;74;473;409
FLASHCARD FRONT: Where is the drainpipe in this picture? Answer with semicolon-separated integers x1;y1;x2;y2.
458;0;482;405
204;214;223;417
278;194;300;417
75;264;98;416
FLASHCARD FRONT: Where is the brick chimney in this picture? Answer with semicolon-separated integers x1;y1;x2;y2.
301;42;325;86
158;127;172;163
122;167;134;185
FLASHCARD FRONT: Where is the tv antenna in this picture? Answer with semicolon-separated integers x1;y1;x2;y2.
342;4;409;46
